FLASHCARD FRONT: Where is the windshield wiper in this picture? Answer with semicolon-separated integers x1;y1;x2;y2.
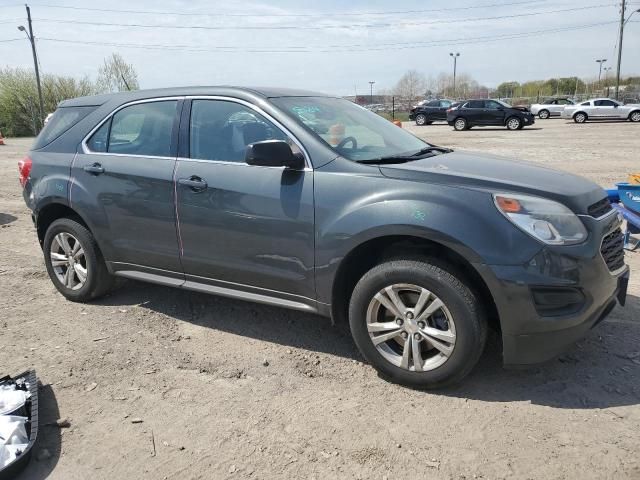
356;146;453;165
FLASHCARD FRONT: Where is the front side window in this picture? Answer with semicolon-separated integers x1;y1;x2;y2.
427;101;440;107
543;99;556;105
189;100;288;162
485;101;503;110
440;100;452;108
271;96;428;162
86;101;177;156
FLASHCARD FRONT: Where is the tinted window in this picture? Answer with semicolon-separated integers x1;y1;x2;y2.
581;101;591;106
427;101;440;107
440;100;452;108
485;101;503;110
465;100;484;109
558;99;573;105
595;100;616;107
86;120;109;152
33;106;95;149
190;100;287;162
543;99;556;105
107;101;177;157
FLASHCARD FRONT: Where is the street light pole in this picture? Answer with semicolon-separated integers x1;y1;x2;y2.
596;59;607;88
18;4;45;130
615;6;640;99
368;81;375;105
449;52;460;98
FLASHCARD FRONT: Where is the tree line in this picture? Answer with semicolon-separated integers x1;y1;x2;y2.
0;53;138;137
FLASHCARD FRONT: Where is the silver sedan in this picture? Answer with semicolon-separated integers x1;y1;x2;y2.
530;98;574;119
562;98;640;123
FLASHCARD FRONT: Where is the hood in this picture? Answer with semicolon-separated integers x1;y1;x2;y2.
379;151;606;214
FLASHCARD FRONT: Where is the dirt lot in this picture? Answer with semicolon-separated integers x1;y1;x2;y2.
2;119;639;480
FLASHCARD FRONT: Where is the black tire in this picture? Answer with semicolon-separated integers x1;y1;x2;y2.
453;117;467;131
629;110;640;123
574;112;588;124
43;218;114;302
506;116;522;130
349;259;487;389
538;109;550;119
415;114;428;126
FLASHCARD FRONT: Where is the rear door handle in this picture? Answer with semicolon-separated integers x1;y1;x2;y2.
178;176;208;192
83;163;104;175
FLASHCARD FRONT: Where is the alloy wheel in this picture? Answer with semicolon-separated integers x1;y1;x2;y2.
631;111;640;122
416;114;427;126
539;110;550;119
366;284;457;372
507;118;521;130
49;232;88;290
575;113;586;123
454;119;466;131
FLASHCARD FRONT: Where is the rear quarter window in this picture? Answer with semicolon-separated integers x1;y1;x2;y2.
33;106;96;149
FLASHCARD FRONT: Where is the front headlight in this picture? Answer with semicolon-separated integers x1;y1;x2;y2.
493;193;587;245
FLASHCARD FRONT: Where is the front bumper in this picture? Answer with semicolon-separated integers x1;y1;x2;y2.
474;211;629;366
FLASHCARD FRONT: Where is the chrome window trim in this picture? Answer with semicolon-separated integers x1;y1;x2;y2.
81;96;185;159
185;95;312;169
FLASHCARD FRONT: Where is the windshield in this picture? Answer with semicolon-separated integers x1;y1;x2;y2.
271;97;428;161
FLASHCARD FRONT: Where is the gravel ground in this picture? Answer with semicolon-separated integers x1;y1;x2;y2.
2;118;639;480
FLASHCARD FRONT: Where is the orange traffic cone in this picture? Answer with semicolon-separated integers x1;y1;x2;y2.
0;131;5;145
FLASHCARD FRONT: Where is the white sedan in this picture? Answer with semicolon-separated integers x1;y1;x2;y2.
562;98;640;123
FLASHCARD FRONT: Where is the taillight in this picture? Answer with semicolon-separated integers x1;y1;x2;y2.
18;156;32;187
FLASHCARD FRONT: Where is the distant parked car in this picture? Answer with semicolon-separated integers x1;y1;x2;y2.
446;99;535;131
562;98;640;123
409;99;454;125
530;98;575;119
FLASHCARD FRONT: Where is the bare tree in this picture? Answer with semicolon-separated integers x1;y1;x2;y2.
393;70;427;104
96;53;139;93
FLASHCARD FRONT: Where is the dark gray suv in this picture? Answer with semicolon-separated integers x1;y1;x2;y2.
19;87;629;388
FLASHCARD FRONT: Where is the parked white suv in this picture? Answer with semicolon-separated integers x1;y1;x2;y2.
530;98;574;119
562;98;640;123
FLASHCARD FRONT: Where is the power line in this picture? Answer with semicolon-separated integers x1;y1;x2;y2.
33;4;616;31
35;21;619;54
0;38;23;43
30;0;565;18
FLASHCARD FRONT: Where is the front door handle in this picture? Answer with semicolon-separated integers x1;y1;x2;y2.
178;176;208;192
83;163;104;175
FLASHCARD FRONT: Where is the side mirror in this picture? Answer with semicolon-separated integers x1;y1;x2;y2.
245;140;305;170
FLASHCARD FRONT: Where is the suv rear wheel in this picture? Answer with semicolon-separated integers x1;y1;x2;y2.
453;117;467;131
349;260;487;388
43;218;114;302
415;113;428;126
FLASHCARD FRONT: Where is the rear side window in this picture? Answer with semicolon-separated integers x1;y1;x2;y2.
581;101;591;106
86;101;177;157
33;106;96;149
466;100;484;109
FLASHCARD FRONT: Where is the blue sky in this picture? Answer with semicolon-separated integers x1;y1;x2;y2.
1;0;639;95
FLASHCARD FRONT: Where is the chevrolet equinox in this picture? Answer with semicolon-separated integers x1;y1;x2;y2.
19;87;629;388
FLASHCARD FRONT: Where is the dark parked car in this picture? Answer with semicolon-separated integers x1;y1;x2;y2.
409;99;454;125
447;99;535;131
19;87;628;388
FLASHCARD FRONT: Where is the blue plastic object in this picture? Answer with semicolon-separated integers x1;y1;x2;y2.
606;188;620;203
616;182;640;215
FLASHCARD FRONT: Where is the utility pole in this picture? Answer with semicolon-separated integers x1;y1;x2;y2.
368;81;375;105
615;0;626;100
18;4;45;130
449;52;460;98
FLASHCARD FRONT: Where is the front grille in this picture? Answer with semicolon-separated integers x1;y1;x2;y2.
588;197;612;218
600;228;625;272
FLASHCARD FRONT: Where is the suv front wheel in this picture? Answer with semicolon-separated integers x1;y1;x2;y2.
43;218;114;302
349;259;487;388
